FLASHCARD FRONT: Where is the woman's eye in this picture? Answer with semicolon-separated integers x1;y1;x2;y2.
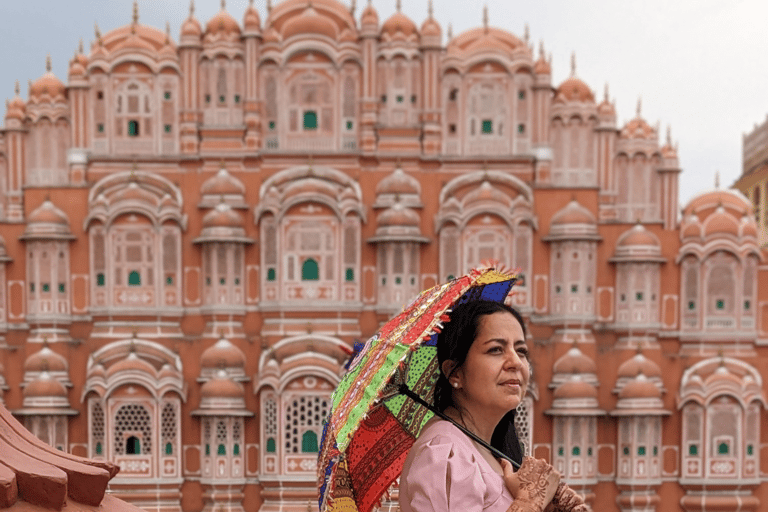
516;347;529;358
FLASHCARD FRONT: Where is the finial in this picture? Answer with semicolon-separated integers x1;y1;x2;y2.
483;5;489;31
267;0;272;13
221;0;226;10
14;80;20;96
636;97;642;117
165;21;171;43
95;23;102;43
133;0;139;24
524;23;529;45
79;39;84;54
428;0;433;18
570;52;576;76
715;171;720;189
350;0;356;14
538;40;545;59
603;83;609;102
447;23;453;40
42;335;49;347
396;0;401;12
636;341;643;354
666;125;672;145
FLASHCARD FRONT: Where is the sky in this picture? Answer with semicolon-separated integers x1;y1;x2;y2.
1;0;767;207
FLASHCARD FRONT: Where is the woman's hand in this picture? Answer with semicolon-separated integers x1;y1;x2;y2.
502;457;560;512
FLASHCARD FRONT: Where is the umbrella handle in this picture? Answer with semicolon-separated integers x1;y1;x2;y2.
397;384;521;469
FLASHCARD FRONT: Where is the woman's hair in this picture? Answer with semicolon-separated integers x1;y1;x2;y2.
434;299;528;464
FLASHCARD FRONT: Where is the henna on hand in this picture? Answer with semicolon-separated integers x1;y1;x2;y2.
504;457;560;512
550;482;586;512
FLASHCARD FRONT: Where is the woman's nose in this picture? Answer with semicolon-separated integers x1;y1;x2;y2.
504;349;522;369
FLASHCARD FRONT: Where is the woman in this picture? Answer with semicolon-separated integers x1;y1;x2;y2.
399;301;587;512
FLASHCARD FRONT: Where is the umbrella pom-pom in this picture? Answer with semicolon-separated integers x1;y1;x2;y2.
440;314;451;323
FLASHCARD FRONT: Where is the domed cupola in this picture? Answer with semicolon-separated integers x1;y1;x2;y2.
243;0;262;35
369;202;428;244
373;165;423;209
614;347;664;394
180;0;203;43
200;335;247;381
554;55;595;104
360;0;379;33
200;165;247;208
550;343;598;389
620;98;656;140
205;0;242;42
21;199;75;241
194;202;252;245
611;223;665;263
533;42;551;76
597;84;616;125
545;199;600;241
5;81;27;122
420;1;441;45
381;0;418;41
28;56;67;105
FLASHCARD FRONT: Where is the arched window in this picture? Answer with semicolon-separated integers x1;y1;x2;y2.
301;430;318;453
126;436;141;455
266;438;276;453
217;444;226;456
302;258;319;280
128;270;141;286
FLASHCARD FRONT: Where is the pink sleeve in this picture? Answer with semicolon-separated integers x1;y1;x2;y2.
403;434;487;512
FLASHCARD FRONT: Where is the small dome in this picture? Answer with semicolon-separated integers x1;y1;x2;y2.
202;202;244;229
681;215;702;240
376;167;420;196
553;346;596;375
24;372;67;399
534;56;550;75
741;216;758;238
360;2;379;28
617;224;661;248
554;376;598;400
617;352;661;380
24;346;68;373
683;189;752;219
447;27;524;58
181;3;202;38
381;11;418;38
28;200;68;225
620;116;655;140
597;98;615;118
282;4;339;39
205;6;241;37
6;84;26;121
619;373;661;399
551;199;596;226
421;16;441;38
378;202;420;228
200;372;244;399
703;206;740;238
107;352;156;378
158;363;178;381
201;167;245;196
244;2;262;31
555;76;594;104
201;337;246;370
29;66;66;102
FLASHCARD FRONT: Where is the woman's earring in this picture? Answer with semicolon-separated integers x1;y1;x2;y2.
452;382;459;388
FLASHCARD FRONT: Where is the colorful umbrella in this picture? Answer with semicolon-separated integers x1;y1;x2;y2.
318;267;520;512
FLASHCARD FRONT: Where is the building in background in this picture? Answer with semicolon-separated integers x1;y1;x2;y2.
0;1;767;511
736;115;768;245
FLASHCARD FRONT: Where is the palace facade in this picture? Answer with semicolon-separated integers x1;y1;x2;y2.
1;1;767;511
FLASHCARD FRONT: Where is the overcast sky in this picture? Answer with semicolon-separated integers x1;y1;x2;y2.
2;0;767;207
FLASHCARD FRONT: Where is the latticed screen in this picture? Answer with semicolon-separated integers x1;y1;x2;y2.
514;398;533;456
91;401;105;456
285;395;330;454
113;403;152;455
161;401;176;455
265;395;278;453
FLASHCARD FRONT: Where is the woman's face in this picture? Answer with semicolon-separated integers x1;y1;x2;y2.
452;311;530;418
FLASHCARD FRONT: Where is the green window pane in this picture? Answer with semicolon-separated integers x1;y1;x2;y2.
716;299;725;310
518;90;526;100
164;124;172;133
623;446;629;456
42;283;50;292
206;277;212;286
689;444;698;456
166;276;173;285
447;275;455;281
268;121;276;131
267;268;276;281
164;91;171;100
205;94;211;103
128;120;139;137
345;268;354;282
346;120;353;130
571;284;578;293
718;442;729;455
653;446;658;456
395;277;402;285
638;446;646;456
301;430;318;453
396;95;404;103
266;437;276;453
219;95;226;103
234;277;240;285
482;119;493;134
688;301;695;310
233;444;240;456
126;436;140;455
587;447;593;456
97;273;105;287
97;123;105;133
745;300;751;310
747;444;754;455
165;442;173;455
636;292;644;301
95;442;102;455
572;446;580;456
218;444;226;455
302;258;319;281
410;277;416;285
234;95;241;103
381;95;387;103
558;447;564;456
381;277;386;285
220;278;226;285
303;111;318;130
128;271;141;286
517;123;525;134
58;283;65;293
411;95;417;103
205;444;210;456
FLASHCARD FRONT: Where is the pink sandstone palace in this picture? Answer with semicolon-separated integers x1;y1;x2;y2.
0;1;767;511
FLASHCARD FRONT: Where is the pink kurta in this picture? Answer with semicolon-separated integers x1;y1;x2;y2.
399;419;515;512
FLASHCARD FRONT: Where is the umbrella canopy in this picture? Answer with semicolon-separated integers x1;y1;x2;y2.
318;267;519;512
